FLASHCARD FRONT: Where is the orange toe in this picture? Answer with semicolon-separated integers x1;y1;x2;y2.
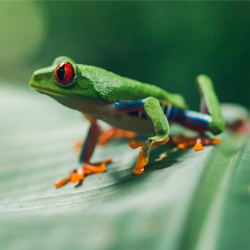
55;177;70;188
177;143;188;150
211;138;221;145
70;172;83;183
193;143;203;151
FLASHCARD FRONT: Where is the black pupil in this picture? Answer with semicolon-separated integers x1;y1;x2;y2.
57;65;65;81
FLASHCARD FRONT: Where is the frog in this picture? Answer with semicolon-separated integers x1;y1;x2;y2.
29;56;225;188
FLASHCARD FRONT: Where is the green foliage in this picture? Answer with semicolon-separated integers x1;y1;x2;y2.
0;83;249;250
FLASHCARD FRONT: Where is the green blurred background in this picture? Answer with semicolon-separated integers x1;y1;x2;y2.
0;1;249;109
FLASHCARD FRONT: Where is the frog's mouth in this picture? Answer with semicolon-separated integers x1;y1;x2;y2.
32;87;63;97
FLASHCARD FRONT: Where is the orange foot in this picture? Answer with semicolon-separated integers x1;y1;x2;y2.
129;137;169;175
172;134;221;151
54;158;112;188
99;127;136;146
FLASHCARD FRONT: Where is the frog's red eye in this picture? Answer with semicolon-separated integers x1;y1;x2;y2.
55;62;75;85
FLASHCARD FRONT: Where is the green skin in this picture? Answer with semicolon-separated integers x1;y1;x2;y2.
30;56;224;173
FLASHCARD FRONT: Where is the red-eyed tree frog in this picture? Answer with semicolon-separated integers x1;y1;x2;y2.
29;56;225;188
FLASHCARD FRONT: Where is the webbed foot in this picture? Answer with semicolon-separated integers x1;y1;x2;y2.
54;158;112;188
172;134;220;151
129;137;169;175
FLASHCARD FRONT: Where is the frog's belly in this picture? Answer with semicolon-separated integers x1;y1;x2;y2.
97;114;154;135
52;96;154;135
83;101;154;135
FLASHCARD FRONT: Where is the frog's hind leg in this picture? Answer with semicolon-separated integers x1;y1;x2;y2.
172;75;225;151
55;116;112;188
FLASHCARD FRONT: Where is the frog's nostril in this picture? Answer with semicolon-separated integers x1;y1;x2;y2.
35;75;39;79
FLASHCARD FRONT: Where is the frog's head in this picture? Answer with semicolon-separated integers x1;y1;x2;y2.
29;56;97;99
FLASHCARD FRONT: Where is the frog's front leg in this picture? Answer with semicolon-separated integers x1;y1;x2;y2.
115;97;169;174
55;116;112;188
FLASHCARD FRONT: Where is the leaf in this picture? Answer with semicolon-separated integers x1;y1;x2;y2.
0;83;249;250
